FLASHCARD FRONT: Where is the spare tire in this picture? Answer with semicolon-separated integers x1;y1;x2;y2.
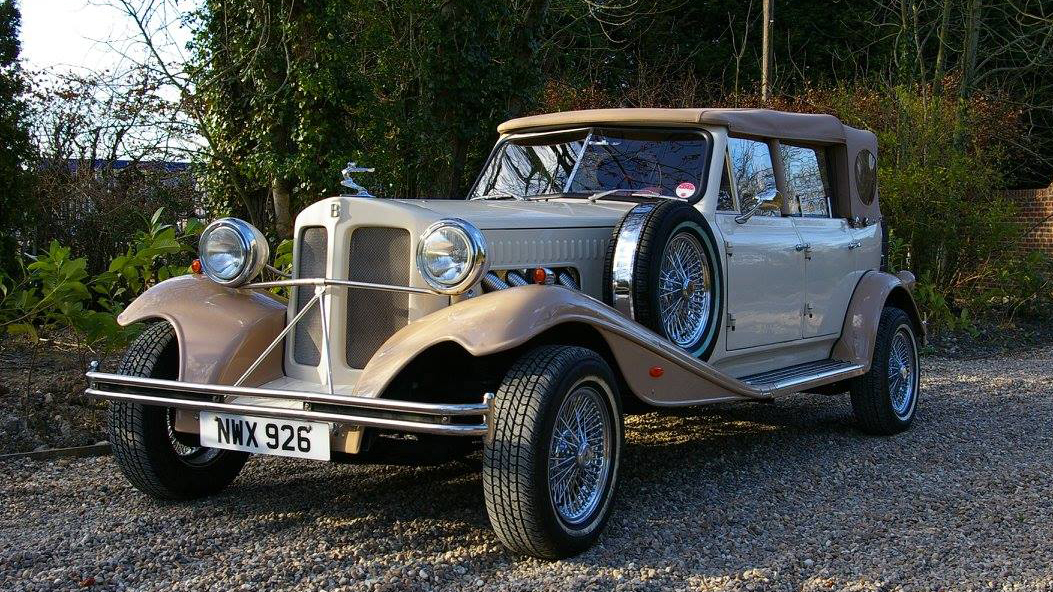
603;201;723;359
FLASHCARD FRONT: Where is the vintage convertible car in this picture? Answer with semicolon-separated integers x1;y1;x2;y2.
87;108;924;559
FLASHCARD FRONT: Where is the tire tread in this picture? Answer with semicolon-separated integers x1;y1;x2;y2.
483;345;620;558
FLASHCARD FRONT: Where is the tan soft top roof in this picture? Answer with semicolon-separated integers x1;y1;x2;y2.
498;108;851;144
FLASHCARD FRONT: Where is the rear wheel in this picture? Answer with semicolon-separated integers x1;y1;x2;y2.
483;345;623;559
108;323;248;500
850;307;920;435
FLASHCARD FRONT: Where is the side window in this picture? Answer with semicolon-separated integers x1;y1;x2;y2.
717;153;735;211
778;144;833;217
727;137;778;216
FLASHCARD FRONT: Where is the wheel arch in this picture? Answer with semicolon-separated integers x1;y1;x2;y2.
117;274;287;385
357;284;759;407
375;321;646;411
831;270;926;372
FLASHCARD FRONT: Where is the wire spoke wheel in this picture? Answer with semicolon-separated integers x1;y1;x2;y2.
547;383;613;526
657;232;712;348
165;409;220;465
887;327;918;419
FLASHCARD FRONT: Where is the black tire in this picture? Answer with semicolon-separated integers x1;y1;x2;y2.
603;201;723;359
483;345;623;559
109;323;249;500
850;307;921;435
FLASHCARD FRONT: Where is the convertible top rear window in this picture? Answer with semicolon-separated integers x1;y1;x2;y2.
470;128;710;201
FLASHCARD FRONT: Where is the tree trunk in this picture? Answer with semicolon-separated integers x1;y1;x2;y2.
933;0;953;82
960;0;982;97
761;0;773;102
448;133;467;198
271;177;294;238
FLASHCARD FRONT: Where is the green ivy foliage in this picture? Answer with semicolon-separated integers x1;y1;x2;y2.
188;0;546;233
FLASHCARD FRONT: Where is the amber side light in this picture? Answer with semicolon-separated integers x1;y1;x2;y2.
649;366;664;378
190;259;202;274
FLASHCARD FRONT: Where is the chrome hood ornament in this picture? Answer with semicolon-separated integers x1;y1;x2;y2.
341;162;376;197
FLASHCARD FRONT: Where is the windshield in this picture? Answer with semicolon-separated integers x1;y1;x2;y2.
470;127;711;201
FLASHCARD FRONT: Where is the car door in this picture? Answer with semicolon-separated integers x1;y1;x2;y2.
778;142;859;338
716;137;806;350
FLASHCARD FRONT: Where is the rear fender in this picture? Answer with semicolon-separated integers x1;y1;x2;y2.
117;275;287;385
356;285;766;406
831;270;925;371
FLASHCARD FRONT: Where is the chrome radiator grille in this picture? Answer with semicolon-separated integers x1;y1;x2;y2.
345;227;411;368
293;227;328;366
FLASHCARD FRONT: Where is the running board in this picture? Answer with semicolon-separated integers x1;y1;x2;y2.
740;360;865;397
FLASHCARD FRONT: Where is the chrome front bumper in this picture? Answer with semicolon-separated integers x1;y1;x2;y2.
86;370;493;438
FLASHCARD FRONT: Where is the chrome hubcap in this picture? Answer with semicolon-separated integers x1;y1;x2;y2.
658;232;712;348
888;327;918;419
548;383;612;526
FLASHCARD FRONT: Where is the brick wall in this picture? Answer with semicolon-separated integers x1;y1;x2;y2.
1004;183;1053;255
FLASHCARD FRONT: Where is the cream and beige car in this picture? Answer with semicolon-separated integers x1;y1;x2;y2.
87;108;924;559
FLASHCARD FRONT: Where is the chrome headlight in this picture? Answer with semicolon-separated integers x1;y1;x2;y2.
198;218;269;287
416;219;488;294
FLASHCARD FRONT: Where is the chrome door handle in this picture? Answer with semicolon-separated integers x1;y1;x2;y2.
795;243;808;251
848;241;862;250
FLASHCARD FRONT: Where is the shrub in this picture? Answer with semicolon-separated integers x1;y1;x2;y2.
0;208;200;347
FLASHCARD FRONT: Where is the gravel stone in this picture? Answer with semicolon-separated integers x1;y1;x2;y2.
2;347;1052;591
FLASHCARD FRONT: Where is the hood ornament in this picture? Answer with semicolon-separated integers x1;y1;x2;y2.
341;162;376;197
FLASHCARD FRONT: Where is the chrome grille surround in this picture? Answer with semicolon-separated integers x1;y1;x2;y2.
345;227;411;368
293;227;328;366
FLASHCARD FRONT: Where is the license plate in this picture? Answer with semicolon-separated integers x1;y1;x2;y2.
199;411;330;461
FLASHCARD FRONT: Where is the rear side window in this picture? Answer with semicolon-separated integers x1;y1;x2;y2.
778;144;833;217
717;153;736;211
727;137;778;216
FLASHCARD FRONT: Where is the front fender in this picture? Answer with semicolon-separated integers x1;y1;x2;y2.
118;275;287;385
831;270;925;371
355;284;767;406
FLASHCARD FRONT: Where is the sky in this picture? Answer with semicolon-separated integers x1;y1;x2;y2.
19;0;194;75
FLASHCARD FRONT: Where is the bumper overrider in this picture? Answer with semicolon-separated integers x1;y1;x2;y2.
86;368;494;438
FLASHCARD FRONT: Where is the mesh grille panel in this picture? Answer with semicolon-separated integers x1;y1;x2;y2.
293;227;327;366
345;227;410;368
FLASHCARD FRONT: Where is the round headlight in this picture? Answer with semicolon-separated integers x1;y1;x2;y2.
416;219;488;294
198;218;270;287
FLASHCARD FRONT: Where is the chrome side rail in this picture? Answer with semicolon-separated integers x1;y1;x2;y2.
87;371;493;438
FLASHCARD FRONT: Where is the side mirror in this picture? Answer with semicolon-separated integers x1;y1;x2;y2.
735;188;782;224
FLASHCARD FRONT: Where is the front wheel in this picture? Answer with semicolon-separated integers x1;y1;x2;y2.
850;307;921;435
483;345;623;559
109;322;249;500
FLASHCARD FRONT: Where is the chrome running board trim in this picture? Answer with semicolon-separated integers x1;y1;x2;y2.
741;360;865;396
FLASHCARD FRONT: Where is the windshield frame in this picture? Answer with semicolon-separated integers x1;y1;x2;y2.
469;126;714;205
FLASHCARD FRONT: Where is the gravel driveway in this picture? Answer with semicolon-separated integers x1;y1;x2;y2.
3;347;1052;592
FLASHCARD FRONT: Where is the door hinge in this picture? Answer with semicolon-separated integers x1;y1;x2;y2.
724;240;733;256
727;313;736;330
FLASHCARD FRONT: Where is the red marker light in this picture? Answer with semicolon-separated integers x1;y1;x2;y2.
649;366;664;378
190;258;202;274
